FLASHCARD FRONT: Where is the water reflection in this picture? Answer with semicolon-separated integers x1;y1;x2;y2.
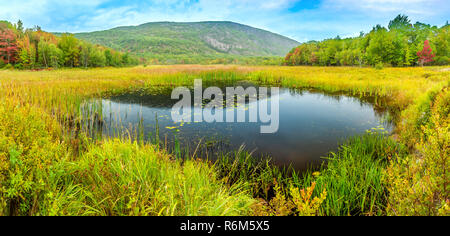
83;86;392;171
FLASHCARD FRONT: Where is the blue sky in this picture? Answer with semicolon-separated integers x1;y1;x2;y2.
0;0;448;42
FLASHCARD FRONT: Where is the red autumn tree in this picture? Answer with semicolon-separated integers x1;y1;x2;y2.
417;40;435;66
0;29;19;64
284;52;293;65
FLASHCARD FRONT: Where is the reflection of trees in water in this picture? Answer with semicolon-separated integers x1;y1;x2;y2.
109;84;388;106
106;81;272;109
105;83;395;127
286;87;395;123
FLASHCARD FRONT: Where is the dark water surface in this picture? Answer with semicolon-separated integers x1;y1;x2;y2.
88;86;392;171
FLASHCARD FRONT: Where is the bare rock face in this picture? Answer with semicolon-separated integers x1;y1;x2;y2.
204;36;232;52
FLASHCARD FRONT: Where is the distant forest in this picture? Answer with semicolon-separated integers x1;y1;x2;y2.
0;20;140;69
2;15;449;68
285;15;449;67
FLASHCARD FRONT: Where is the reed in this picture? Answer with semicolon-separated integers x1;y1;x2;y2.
0;65;448;216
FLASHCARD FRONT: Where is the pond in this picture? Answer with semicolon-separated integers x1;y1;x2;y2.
84;83;392;171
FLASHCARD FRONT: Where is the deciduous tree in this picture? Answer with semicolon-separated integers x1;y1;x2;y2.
58;34;80;67
0;29;18;64
417;40;435;66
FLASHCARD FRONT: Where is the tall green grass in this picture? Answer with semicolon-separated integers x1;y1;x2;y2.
302;133;408;216
213;132;408;216
62;139;254;216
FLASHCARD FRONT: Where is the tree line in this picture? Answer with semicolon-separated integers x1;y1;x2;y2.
0;20;140;69
284;15;449;67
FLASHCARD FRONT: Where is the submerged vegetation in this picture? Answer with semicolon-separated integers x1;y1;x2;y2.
0;65;448;216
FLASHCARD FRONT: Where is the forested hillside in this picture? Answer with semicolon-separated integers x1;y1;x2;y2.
285;15;449;67
72;21;300;64
0;20;139;69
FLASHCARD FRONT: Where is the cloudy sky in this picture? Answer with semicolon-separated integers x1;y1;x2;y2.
0;0;448;42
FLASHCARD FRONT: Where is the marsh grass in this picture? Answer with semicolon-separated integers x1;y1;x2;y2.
64;139;254;216
0;65;448;216
212;132;408;216
302;133;408;216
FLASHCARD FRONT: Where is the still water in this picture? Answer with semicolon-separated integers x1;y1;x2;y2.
88;86;391;171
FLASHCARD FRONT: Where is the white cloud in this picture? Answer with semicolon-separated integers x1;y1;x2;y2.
0;0;447;41
0;0;108;30
322;0;449;18
260;0;299;10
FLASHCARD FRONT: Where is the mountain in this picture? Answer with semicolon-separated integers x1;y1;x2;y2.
72;21;300;62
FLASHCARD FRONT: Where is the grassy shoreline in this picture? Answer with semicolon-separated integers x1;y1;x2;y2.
0;66;448;216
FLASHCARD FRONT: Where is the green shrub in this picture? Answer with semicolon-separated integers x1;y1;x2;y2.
0;99;68;216
3;64;13;70
434;56;450;66
375;62;384;70
387;86;449;216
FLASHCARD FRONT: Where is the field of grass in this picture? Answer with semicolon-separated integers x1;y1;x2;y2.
0;65;448;216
